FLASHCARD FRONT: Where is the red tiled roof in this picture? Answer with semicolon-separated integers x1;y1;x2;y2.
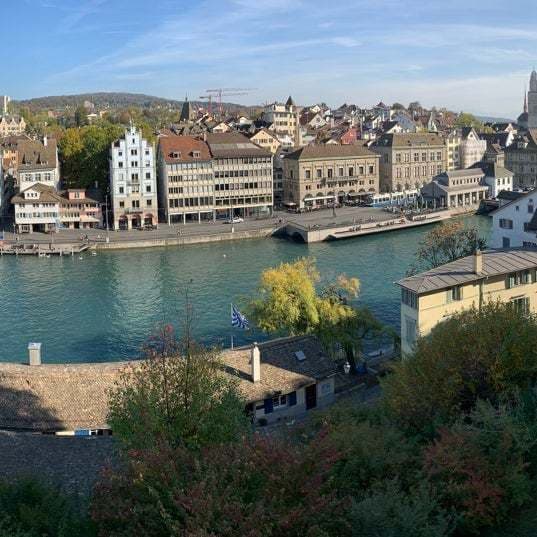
158;135;211;164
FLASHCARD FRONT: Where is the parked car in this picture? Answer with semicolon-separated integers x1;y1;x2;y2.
225;217;244;224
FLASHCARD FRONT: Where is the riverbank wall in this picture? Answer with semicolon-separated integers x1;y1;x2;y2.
94;226;278;250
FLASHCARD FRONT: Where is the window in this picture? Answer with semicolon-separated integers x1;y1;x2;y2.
272;394;287;408
447;285;462;303
506;270;532;289
305;170;311;179
339;167;344;177
316;169;322;178
119;186;124;194
349;167;354;177
499;218;513;229
401;288;418;309
503;237;511;248
132;200;140;208
146;185;151;193
130;149;137;156
146;172;151;179
405;317;417;345
511;296;530;315
146;199;152;207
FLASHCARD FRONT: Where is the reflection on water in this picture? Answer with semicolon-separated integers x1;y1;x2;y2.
0;216;491;363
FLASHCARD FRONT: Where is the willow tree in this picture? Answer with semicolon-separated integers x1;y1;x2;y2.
248;258;386;370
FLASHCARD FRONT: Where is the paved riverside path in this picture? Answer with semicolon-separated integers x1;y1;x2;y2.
0;207;391;247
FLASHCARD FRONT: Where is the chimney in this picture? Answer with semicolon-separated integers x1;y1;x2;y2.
251;343;260;383
474;250;483;274
28;342;42;366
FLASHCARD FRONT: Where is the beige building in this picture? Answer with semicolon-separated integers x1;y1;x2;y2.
397;249;537;355
421;168;488;208
249;128;281;155
446;129;461;170
157;135;214;224
263;96;300;147
283;145;380;209
372;133;447;192
206;132;273;218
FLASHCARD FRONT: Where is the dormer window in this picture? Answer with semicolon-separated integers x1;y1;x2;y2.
192;151;201;158
171;151;181;159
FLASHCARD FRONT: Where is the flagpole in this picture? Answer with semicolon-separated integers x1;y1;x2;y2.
230;303;234;349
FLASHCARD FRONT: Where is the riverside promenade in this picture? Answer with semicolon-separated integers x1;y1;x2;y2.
0;206;476;250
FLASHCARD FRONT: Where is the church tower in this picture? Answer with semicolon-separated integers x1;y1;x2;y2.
528;70;537;129
180;95;194;123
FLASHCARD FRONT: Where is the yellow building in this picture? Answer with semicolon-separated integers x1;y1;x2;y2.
249;128;282;155
397;249;537;355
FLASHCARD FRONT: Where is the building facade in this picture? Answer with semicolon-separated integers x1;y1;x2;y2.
0;115;26;137
109;126;158;230
157;135;214;224
372;133;447;193
491;190;537;249
397;249;537;355
283;145;380;209
206;132;273;219
505;130;537;189
263;96;300;147
421;169;488;208
459;127;487;169
13;184;102;233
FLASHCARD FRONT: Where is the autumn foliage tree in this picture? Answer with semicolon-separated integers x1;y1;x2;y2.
383;302;537;434
408;220;487;275
107;322;249;453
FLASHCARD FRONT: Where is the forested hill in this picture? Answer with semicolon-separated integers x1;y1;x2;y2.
14;92;184;110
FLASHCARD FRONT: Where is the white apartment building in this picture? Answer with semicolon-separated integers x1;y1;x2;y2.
491;190;537;249
263;96;300;148
12;184;60;233
109;126;158;230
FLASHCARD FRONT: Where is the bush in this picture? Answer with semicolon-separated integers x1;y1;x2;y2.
424;400;535;533
383;302;537;434
0;478;94;537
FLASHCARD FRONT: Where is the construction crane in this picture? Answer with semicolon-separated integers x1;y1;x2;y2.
200;88;255;118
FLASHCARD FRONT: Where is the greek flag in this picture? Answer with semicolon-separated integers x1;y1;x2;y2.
231;303;249;329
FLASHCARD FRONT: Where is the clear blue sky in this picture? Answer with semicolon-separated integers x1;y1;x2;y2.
7;0;537;117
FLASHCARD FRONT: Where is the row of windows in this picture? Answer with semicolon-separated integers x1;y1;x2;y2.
395;165;442;178
118;185;152;194
303;166;375;179
169;197;213;208
23;173;53;182
168;185;213;195
16;212;58;218
166;162;212;171
395;151;443;163
214;169;271;178
118;199;152;209
215;157;271;165
169;174;213;183
117;160;151;168
215;182;271;191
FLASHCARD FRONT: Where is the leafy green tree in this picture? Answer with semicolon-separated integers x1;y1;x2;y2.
455;112;484;130
107;322;250;452
382;302;537;434
408;220;487;274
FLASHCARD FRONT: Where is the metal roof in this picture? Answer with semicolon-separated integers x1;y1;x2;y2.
396;248;537;294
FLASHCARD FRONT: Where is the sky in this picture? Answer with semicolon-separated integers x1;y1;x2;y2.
6;0;537;118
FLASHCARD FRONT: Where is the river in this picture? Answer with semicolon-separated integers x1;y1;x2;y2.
0;215;491;363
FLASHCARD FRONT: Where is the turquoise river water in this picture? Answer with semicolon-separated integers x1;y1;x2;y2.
0;216;491;363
